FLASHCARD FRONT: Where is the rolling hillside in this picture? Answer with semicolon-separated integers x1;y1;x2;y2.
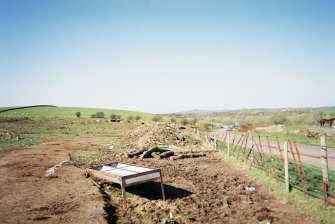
0;106;154;121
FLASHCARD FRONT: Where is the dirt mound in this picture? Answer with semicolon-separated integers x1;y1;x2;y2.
121;123;202;149
0;130;20;140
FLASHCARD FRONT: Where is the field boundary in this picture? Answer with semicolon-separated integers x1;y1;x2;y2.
208;131;335;206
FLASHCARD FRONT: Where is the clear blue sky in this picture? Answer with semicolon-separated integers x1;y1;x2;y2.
0;0;334;113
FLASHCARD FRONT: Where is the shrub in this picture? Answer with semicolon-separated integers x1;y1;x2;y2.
110;114;117;120
271;115;287;125
170;118;177;123
95;112;105;119
313;111;326;121
116;115;122;120
201;122;214;131
152;115;163;122
90;114;97;118
75;112;81;118
191;118;198;126
127;115;133;121
135;115;141;121
180;118;189;126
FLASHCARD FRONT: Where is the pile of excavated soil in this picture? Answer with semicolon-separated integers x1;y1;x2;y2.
120;123;202;150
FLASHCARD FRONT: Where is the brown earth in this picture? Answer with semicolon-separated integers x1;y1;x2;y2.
0;137;313;224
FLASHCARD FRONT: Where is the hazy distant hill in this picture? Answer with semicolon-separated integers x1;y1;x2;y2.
177;106;335;114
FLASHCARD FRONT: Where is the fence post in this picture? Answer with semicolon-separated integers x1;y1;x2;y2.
284;142;290;195
214;135;217;150
227;131;230;156
321;133;329;204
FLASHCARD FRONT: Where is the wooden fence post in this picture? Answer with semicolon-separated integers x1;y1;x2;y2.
214;135;217;150
321;133;329;204
227;131;230;156
284;142;290;195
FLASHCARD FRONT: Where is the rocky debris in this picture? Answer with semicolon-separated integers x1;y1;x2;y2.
127;146;208;160
0;130;20;140
121;123;202;150
127;147;175;159
255;125;286;133
304;130;320;138
170;153;206;160
45;160;72;177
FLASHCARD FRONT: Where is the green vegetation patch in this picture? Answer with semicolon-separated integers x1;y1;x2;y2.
0;116;138;154
69;150;114;166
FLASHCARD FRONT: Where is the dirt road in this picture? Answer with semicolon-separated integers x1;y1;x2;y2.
0;138;312;223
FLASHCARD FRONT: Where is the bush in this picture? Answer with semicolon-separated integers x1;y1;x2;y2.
152;115;163;122
135;115;141;121
95;112;105;119
75;112;81;118
170;118;177;123
201;122;214;131
116;115;122;120
127;115;133;121
271;115;287;125
110;114;117;120
313;111;326;121
181;118;189;126
191;118;198;126
90;114;97;118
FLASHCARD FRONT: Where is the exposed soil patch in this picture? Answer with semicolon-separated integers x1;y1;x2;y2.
0;137;312;223
96;157;312;224
0;137;108;224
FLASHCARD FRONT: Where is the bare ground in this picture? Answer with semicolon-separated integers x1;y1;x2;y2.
0;137;313;223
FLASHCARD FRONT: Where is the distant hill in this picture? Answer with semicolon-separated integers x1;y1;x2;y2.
177;106;335;114
0;105;154;121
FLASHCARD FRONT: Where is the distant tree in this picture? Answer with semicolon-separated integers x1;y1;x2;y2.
127;115;133;121
272;115;287;125
152;115;163;122
181;118;189;126
314;111;326;120
110;114;117;120
191;118;198;126
201;122;213;131
95;112;105;119
75;112;81;118
135;115;141;121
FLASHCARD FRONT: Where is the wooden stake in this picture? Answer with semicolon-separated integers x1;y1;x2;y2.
321;133;329;204
121;179;127;209
284;142;290;195
160;171;166;201
227;131;230;156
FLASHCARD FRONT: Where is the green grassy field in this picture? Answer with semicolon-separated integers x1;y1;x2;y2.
0;106;154;121
0;116;138;154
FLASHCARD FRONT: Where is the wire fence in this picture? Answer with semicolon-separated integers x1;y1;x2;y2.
209;131;335;205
